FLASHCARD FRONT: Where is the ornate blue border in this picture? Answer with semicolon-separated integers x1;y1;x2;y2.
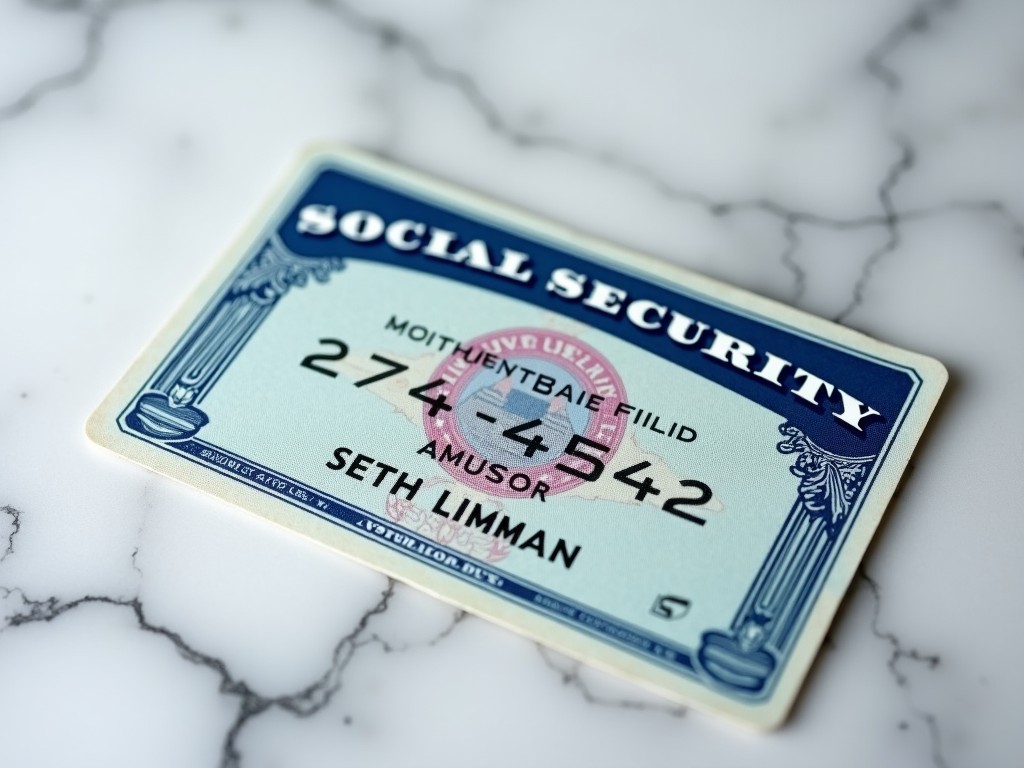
117;190;917;705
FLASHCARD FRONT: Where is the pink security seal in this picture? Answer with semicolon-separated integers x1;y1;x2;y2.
422;327;628;499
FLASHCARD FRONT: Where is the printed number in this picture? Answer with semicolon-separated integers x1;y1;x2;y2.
661;480;714;525
300;338;349;377
502;419;550;458
354;354;409;387
409;379;454;417
555;435;610;482
613;461;661;502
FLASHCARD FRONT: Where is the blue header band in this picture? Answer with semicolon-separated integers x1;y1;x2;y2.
278;166;912;457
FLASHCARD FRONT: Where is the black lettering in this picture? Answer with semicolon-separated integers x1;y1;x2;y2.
390;472;423;501
431;490;455;518
385;316;408;334
463;454;486;476
517;367;537;385
534;374;555;395
439;443;466;467
459;346;484;365
346;453;373;481
675;426;697;442
550;540;581;569
494;516;526;545
372;462;398;488
508;473;531;492
519;530;546;556
465;504;498;534
325;446;352;470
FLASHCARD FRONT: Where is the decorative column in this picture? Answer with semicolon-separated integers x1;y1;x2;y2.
124;236;344;440
698;424;875;695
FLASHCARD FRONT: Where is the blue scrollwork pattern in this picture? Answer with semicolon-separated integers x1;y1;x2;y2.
124;235;344;440
697;424;875;696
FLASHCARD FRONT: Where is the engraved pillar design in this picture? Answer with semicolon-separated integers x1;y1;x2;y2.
698;424;875;695
125;236;344;440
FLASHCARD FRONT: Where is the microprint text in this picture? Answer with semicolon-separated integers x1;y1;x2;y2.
296;204;883;433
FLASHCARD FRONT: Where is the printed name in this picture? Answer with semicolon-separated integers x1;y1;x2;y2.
324;445;581;569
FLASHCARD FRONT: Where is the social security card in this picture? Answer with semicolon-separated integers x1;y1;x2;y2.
88;147;946;728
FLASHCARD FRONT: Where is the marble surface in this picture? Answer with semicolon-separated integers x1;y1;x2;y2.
2;1;1022;766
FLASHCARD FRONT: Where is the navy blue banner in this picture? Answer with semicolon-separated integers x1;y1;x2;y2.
277;165;913;458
